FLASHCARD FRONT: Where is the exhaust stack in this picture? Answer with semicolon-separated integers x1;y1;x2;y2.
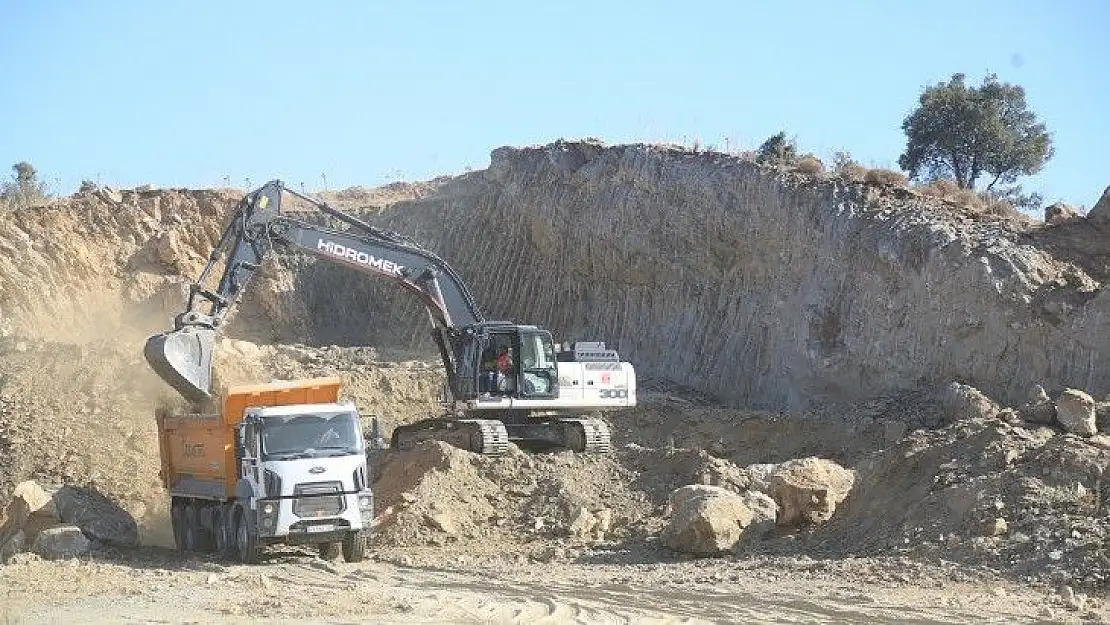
143;327;216;404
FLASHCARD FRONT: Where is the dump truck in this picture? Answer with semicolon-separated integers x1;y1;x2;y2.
156;376;373;564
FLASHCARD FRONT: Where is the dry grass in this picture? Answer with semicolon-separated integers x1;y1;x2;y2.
864;168;909;187
794;155;825;176
918;179;961;199
836;163;868;183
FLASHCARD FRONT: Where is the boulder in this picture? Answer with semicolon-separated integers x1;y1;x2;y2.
940;382;1000;423
737;490;778;542
1044;202;1080;225
53;486;139;547
0;480;56;556
742;463;778;493
769;457;855;526
1095;401;1110;433
1018;385;1056;424
0;529;26;563
663;485;754;555
1085;185;1110;223
1055;388;1097;436
32;526;91;559
12;481;55;518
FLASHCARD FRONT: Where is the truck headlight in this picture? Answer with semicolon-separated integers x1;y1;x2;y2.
262;502;276;515
358;495;373;510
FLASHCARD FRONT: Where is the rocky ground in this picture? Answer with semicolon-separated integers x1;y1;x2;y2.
1;339;1109;623
1;147;1110;623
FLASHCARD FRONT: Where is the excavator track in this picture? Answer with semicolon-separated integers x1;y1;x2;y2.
557;417;612;454
390;418;510;456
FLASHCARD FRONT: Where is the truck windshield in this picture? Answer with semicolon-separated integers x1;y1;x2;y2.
260;411;363;460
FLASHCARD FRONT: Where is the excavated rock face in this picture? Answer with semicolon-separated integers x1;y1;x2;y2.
2;143;1110;412
320;142;1110;410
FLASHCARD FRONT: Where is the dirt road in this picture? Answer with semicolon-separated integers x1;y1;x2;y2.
2;545;1102;624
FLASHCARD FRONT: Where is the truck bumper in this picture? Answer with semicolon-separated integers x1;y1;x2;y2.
256;490;373;542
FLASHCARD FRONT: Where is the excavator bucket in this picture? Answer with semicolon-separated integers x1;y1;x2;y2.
143;327;216;404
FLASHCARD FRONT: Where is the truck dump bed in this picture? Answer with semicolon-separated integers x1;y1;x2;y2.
156;377;343;499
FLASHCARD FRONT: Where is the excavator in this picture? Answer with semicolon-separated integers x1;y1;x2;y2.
143;180;636;455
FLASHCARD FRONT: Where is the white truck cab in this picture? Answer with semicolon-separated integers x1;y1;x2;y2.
237;400;373;562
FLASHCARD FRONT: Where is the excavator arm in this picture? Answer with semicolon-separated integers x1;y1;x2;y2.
144;180;485;404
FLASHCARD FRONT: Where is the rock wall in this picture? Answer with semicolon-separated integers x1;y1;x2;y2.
296;141;1110;410
2;141;1109;410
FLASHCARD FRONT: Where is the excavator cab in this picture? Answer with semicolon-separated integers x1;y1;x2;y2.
468;324;558;400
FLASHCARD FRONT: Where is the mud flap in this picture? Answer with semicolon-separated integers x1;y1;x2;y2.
144;327;216;403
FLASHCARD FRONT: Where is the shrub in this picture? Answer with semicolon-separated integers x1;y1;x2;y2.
794;155;824;175
755;132;798;166
918;178;961;198
831;151;867;182
864;168;909;187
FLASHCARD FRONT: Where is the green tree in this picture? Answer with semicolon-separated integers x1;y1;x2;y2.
755;131;798;166
898;73;1054;190
1;161;49;209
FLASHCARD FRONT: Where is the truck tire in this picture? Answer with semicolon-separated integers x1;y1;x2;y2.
318;542;341;561
214;506;233;558
183;501;200;552
235;509;261;565
194;503;216;553
342;532;367;563
170;499;187;552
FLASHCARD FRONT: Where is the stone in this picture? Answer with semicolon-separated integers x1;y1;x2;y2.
982;517;1008;537
1018;385;1056;425
1044;202;1080;225
737;490;778;543
743;463;778;494
1055;388;1097;436
1095;401;1110;433
1085;185;1110;223
663;485;754;555
53;486;139;547
0;529;26;563
423;511;457;535
32;525;91;560
593;508;613;537
769;457;855;526
566;507;596;538
940;382;1000;423
12;481;56;519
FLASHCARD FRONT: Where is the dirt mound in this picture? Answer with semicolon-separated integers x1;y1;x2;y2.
369;441;651;554
0;335;444;550
772;414;1110;589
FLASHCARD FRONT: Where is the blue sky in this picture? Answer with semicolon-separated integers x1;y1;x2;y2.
1;1;1107;208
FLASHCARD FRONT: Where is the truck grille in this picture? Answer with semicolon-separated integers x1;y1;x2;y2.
292;481;344;518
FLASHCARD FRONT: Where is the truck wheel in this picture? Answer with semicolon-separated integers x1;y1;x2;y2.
235;509;261;565
182;502;199;552
213;506;233;558
170;499;187;552
318;542;341;561
194;503;216;553
342;532;367;563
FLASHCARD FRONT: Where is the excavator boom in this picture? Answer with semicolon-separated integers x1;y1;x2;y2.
146;180;634;455
144;180;484;403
